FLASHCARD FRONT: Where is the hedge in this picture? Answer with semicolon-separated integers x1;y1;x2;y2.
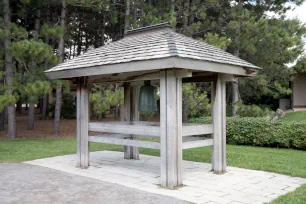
189;117;306;150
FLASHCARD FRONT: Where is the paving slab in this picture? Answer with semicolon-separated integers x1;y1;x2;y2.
0;163;190;204
24;151;306;204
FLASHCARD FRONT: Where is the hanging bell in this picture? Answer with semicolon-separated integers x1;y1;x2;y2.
138;80;157;112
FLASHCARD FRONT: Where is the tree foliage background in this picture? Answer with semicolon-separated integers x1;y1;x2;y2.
0;0;305;137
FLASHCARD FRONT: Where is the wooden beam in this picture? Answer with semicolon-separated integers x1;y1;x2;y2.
175;70;192;78
182;124;213;136
220;74;235;82
76;77;89;169
183;139;213;149
90;71;161;83
130;80;159;87
89;123;160;136
89;136;160;149
128;71;160;81
46;57;258;80
182;74;218;83
91;70;192;85
174;58;257;76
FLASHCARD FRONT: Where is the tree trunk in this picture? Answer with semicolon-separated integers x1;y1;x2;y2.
231;80;239;116
16;100;22;114
189;0;196;25
38;99;42;113
100;16;105;46
0;111;4;131
28;102;35;130
232;0;242;117
182;0;189;34
182;101;188;123
53;0;66;135
232;49;240;116
4;107;8;124
53;86;62;135
170;0;175;12
27;99;36;128
133;2;137;21
27;7;41;129
42;32;50;119
124;0;130;34
140;1;145;27
0;40;4;131
33;8;41;40
3;0;16;139
98;89;103;120
116;106;120;117
77;11;82;55
42;93;48;120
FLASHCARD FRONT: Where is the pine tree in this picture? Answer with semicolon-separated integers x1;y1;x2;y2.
3;0;16;138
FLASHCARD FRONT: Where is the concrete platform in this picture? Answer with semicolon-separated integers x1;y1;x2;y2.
25;151;306;204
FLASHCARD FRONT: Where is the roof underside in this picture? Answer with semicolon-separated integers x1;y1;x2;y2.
46;23;260;79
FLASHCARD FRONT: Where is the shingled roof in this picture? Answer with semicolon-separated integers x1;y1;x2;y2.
45;23;260;79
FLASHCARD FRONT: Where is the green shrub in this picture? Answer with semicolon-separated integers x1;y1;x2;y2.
236;104;271;117
189;117;306;150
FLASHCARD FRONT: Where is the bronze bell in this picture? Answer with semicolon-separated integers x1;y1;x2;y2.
138;80;157;112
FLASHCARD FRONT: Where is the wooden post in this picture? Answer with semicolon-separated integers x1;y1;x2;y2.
131;86;140;159
132;86;140;121
160;69;183;189
211;81;215;170
123;83;139;159
212;74;226;173
77;77;89;168
123;83;132;159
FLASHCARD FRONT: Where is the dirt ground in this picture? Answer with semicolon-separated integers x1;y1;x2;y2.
0;112;120;139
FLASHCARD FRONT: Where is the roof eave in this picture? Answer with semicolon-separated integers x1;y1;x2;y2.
45;57;259;80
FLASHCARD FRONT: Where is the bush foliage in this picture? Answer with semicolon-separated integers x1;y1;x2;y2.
236;104;271;117
189;117;306;150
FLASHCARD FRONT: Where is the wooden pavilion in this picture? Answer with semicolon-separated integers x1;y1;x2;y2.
45;23;260;189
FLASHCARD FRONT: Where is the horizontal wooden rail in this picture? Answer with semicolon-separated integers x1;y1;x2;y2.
182;139;213;149
182;124;213;136
96;121;160;126
89;136;160;149
89;122;160;136
89;122;213;137
90;133;159;139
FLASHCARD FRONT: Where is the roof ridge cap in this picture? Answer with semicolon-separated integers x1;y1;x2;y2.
165;29;179;57
125;22;172;36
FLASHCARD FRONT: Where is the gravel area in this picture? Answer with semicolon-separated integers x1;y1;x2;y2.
0;163;190;204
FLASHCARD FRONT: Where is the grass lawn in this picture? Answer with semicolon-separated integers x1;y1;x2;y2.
0;138;306;203
281;111;306;123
